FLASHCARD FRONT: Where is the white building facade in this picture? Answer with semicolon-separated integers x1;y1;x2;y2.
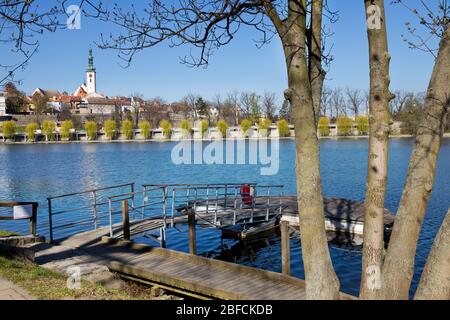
0;93;6;116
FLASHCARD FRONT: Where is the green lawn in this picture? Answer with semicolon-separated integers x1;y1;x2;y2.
0;256;156;300
0;230;19;237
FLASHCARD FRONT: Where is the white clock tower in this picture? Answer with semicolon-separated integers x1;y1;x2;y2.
86;48;97;94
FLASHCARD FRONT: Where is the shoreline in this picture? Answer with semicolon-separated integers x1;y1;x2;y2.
0;133;449;145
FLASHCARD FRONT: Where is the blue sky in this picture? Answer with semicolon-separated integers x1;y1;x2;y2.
1;1;439;102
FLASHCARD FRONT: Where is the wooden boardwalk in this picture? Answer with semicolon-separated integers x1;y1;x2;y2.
106;239;308;300
32;225;353;300
32;195;383;300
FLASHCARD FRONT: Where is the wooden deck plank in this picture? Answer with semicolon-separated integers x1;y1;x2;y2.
46;233;352;300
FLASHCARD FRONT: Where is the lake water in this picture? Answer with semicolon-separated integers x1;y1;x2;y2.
0;138;449;297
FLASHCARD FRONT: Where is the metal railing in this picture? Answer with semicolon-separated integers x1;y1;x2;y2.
46;182;285;243
107;186;167;242
0;202;38;236
143;183;284;228
47;183;134;242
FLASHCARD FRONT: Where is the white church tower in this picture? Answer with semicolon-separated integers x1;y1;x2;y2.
86;48;97;94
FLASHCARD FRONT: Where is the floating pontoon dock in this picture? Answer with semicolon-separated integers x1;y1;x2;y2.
24;182;394;300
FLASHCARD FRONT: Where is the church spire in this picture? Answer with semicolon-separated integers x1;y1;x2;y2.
87;48;96;72
86;48;97;94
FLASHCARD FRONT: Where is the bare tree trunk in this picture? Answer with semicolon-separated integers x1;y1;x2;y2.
414;208;450;300
280;0;340;299
309;0;325;124
381;25;450;300
360;0;393;299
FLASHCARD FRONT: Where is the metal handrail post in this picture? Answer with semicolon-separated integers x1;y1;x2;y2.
234;188;238;225
141;188;146;219
47;198;53;243
160;227;166;248
266;187;271;221
224;184;228;208
194;188;198;212
279;187;283;215
206;186;209;214
131;183;136;221
250;186;256;223
214;187;219;225
30;203;38;237
171;189;176;227
108;199;113;237
162;187;167;229
92;190;98;229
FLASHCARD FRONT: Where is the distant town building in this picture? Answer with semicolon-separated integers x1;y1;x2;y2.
32;88;61;99
209;106;219;119
5;49;157;118
74;85;87;98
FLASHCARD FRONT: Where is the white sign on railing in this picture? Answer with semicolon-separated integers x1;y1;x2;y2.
13;205;33;220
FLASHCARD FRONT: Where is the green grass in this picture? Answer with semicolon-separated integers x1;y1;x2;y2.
0;230;19;237
0;256;155;300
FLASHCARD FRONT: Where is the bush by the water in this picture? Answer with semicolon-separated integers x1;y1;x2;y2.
216;120;228;138
199;119;209;138
318;117;330;136
355;116;369;135
139;121;151;139
259;118;272;136
337;117;354;136
240;119;252;137
179;119;191;138
104;120;116;140
159;120;172;137
277;119;290;137
1;121;16;140
121;120;134;140
60;120;74;140
41;120;56;141
25;123;38;141
85;121;98;140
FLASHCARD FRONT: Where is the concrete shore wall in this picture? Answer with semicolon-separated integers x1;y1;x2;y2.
2;122;449;143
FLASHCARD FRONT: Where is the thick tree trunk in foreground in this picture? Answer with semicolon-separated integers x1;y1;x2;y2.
279;0;340;299
381;25;450;300
309;0;325;124
360;0;393;299
414;209;450;300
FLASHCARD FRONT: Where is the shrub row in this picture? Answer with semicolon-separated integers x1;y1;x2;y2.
1;119;293;141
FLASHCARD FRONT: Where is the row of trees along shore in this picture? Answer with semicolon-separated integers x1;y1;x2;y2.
1;0;449;300
0;118;292;142
5;80;450;135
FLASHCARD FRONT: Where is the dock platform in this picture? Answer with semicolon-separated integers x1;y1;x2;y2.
34;183;391;300
31;226;354;300
281;197;395;235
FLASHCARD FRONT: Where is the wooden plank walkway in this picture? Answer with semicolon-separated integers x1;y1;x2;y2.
32;195;386;300
31;225;353;300
105;239;308;300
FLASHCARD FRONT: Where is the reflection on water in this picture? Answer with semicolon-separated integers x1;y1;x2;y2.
0;138;449;297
